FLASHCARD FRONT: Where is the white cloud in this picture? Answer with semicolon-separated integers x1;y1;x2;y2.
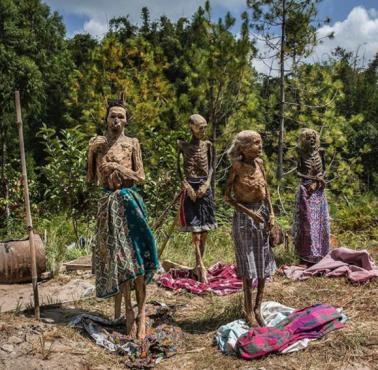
252;6;378;75
312;6;378;66
44;0;246;37
83;19;109;36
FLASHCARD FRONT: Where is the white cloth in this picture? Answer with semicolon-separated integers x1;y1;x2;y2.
216;301;348;355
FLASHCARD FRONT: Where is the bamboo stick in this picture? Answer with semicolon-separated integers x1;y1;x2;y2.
15;91;40;320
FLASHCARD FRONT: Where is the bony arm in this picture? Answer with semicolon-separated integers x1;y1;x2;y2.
224;163;264;224
177;140;197;202
197;141;213;198
130;138;145;182
256;159;275;227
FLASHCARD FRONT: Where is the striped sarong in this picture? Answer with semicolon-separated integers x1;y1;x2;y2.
232;201;276;280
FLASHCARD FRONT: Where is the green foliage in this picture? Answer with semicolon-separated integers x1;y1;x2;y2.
37;125;98;241
0;0;377;267
37;213;94;273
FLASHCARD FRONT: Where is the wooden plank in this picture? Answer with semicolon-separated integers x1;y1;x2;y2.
63;255;92;271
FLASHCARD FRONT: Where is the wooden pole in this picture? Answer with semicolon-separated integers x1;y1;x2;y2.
15;91;40;320
278;0;286;181
158;216;178;259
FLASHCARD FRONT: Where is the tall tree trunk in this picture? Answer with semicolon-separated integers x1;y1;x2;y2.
210;83;217;199
278;0;286;180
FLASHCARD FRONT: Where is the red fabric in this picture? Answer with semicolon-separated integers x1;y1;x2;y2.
158;263;247;296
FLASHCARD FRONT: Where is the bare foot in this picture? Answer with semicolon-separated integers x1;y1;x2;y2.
126;308;136;336
193;266;208;284
136;314;146;340
245;314;256;327
254;306;265;327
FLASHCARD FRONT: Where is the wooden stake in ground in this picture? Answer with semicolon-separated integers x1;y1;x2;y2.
15;90;40;320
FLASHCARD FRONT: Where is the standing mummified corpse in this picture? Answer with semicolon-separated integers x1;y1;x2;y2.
87;97;159;339
177;114;217;283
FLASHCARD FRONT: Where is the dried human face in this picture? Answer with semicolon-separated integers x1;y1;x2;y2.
107;106;127;133
300;129;319;152
189;114;207;140
241;133;262;160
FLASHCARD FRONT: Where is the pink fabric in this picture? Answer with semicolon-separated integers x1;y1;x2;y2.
283;247;378;283
158;263;247;295
236;304;344;360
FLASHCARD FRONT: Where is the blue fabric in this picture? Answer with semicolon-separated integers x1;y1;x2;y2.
119;187;159;283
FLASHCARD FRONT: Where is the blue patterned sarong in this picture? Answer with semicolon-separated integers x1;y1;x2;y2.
93;187;159;299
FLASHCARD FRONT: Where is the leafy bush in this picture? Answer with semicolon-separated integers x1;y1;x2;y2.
37;125;99;242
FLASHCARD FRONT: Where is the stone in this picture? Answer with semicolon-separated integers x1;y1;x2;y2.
7;336;23;345
1;344;14;353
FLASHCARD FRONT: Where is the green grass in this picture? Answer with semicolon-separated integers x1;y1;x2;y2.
1;193;376;275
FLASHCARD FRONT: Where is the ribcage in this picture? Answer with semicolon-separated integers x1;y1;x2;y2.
184;144;209;176
303;151;323;176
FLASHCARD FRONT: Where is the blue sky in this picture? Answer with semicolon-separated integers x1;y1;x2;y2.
43;1;378;72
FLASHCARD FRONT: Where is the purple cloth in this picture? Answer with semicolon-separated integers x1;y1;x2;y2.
292;183;330;264
158;263;246;296
236;304;344;360
283;247;378;283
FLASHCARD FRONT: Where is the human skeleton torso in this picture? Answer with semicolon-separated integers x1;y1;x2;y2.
233;161;267;203
178;140;211;179
90;135;142;189
300;149;324;178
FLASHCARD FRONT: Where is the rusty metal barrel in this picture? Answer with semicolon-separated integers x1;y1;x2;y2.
0;234;46;283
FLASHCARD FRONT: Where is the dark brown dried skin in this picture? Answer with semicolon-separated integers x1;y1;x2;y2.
300;149;324;178
178;140;211;178
232;161;267;203
88;135;144;189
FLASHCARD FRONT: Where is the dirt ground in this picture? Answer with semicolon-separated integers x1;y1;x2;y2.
0;267;377;370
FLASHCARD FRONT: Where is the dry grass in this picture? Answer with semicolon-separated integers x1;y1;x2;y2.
1;214;377;369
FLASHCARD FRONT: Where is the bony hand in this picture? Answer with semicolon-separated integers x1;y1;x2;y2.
89;136;107;151
269;215;275;228
196;182;209;198
99;161;119;173
248;210;264;224
183;181;197;202
187;186;197;202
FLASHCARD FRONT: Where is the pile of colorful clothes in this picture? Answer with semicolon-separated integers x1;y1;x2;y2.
158;263;245;295
70;302;184;369
215;301;347;360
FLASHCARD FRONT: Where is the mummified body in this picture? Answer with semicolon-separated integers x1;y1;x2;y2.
87;100;158;339
177;114;217;283
225;131;276;327
292;128;330;265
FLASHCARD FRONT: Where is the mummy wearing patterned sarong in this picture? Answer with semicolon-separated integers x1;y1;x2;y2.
87;96;158;339
293;129;330;265
225;130;276;327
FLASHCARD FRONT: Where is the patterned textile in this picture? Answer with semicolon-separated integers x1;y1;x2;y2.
236;304;345;360
179;177;217;232
93;187;159;299
232;202;276;280
158;263;245;296
292;182;330;264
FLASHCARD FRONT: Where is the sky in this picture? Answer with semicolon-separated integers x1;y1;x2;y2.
43;0;378;73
